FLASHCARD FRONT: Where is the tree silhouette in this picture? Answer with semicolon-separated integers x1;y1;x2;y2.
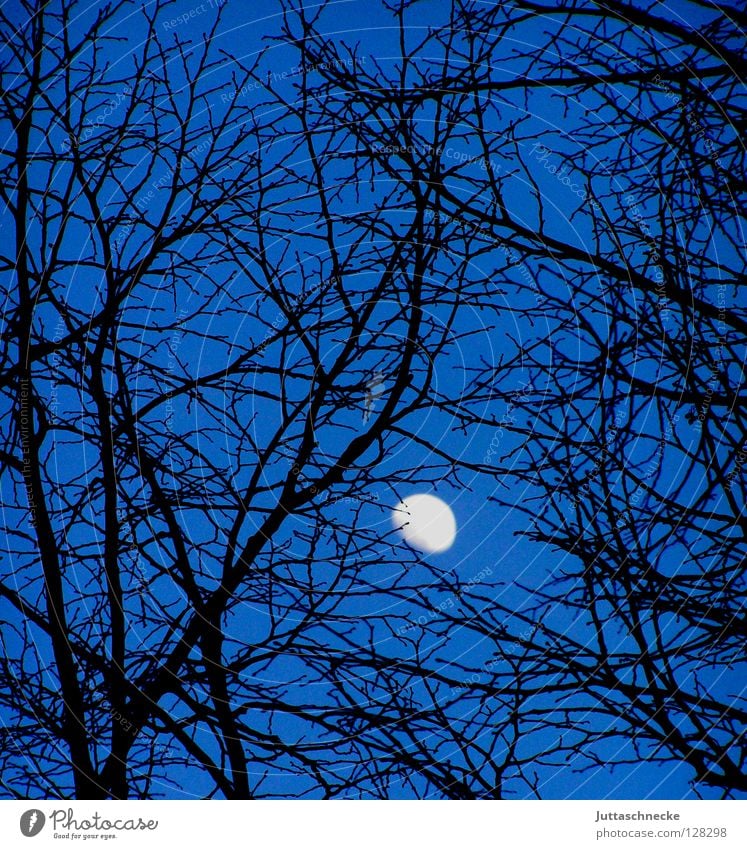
0;0;744;799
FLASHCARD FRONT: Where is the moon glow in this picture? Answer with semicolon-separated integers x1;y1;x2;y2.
391;493;457;553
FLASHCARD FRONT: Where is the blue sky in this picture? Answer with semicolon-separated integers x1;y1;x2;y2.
0;0;744;799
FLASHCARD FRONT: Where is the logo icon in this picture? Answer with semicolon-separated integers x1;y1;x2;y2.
20;810;45;837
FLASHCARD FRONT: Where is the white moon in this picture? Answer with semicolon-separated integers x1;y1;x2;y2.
391;493;457;553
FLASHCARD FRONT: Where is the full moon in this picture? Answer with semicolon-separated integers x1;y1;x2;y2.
391;493;457;554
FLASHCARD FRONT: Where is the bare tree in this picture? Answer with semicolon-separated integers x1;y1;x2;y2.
277;0;746;796
0;0;744;799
